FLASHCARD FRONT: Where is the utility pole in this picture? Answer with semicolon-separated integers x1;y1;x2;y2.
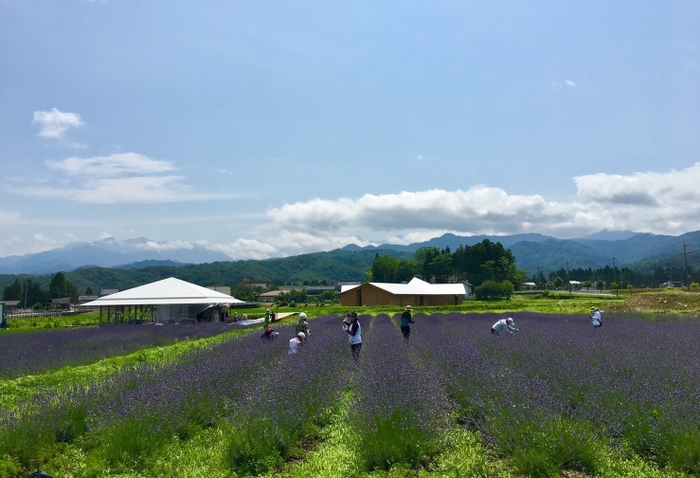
683;242;691;292
565;260;572;295
612;256;618;297
24;280;29;309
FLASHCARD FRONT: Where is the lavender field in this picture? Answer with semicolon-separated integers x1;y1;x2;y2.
1;312;699;477
0;322;233;378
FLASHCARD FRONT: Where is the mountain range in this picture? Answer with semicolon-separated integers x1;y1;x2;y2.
0;237;231;275
1;230;699;276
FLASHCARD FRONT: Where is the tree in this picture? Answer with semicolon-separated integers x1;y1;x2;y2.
369;255;400;283
49;272;77;299
85;286;93;295
553;277;564;290
474;280;514;300
3;279;22;301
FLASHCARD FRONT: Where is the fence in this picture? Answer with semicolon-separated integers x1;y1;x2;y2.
7;308;80;319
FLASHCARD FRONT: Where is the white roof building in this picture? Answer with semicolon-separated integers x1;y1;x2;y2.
83;277;244;324
340;277;470;307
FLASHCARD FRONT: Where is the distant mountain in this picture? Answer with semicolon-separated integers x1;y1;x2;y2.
345;230;700;276
343;232;553;253
0;237;232;275
3;230;700;279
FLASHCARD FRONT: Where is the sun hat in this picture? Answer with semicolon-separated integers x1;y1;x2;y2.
346;311;358;319
405;305;412;310
506;317;514;324
590;306;597;311
299;312;307;320
297;332;305;339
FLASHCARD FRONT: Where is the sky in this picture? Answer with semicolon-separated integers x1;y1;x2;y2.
1;0;699;260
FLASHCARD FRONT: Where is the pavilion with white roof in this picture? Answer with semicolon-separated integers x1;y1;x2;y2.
82;277;244;324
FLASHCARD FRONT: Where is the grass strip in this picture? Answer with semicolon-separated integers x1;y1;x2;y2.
0;327;250;412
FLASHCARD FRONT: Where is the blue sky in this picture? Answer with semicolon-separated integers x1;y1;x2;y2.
1;0;699;260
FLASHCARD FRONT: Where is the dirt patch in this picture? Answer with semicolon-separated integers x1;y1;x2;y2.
610;291;700;314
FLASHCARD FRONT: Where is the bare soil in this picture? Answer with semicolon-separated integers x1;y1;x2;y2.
610;290;700;314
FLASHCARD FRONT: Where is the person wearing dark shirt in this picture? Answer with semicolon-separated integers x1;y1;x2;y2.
400;305;414;342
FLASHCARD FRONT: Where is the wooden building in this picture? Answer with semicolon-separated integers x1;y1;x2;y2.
340;277;469;307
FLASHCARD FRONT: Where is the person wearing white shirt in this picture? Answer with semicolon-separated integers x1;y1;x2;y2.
289;332;305;354
491;317;518;335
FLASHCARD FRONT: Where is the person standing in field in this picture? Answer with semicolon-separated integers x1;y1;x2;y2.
400;305;414;342
491;317;518;335
295;312;310;338
342;311;362;362
590;306;602;328
263;309;271;328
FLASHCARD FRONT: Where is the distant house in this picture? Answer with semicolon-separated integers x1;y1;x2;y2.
1;300;19;313
521;282;537;290
100;288;119;296
240;277;273;289
660;281;683;288
340;277;470;307
51;298;72;309
306;285;336;295
258;290;284;303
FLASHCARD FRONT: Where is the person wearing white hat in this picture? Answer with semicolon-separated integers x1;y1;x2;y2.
295;312;310;338
400;305;415;342
491;317;518;335
590;306;602;328
289;332;305;354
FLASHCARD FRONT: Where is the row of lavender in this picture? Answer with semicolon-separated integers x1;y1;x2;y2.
0;322;233;379
409;311;700;475
0;316;355;475
352;314;454;470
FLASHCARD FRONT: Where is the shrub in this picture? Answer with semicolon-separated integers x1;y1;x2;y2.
358;409;438;471
223;418;285;475
492;415;603;477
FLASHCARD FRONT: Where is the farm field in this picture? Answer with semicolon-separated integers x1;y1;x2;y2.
2;295;700;477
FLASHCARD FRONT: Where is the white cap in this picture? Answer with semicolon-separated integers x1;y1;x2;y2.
299;312;307;319
297;332;306;339
506;317;514;324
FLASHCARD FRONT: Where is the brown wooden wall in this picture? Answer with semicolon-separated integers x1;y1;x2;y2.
340;284;463;307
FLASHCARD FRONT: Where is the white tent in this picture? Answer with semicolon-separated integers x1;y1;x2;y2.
83;277;244;323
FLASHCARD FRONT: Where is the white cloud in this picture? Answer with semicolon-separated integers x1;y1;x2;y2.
552;80;578;89
209;238;279;260
11;152;235;204
259;163;700;254
47;153;176;177
33;108;85;146
0;210;22;226
64;232;80;243
135;240;195;252
15;175;207;204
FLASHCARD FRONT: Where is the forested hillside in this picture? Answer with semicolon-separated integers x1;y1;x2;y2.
0;249;415;295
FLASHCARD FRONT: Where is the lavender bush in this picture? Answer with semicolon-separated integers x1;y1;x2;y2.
352;314;452;471
0;322;233;378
